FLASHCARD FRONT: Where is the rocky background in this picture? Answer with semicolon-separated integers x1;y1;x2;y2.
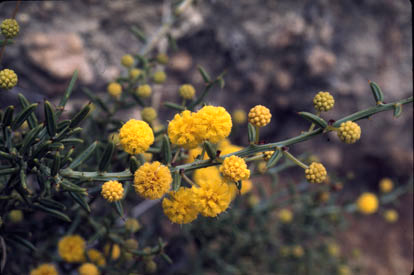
0;1;412;274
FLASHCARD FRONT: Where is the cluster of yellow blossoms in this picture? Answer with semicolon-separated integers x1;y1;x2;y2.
0;19;19;90
119;119;154;154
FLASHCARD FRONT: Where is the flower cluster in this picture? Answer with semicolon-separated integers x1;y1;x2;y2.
0;68;18;90
313;91;335;112
356;192;378;214
30;264;58;275
162;187;199;224
107;82;122;98
101;180;124;202
58;235;86;263
248;105;271;127
119;119;154;154
1;18;19;38
337;121;361;144
79;263;100;275
219;155;250;182
305;162;327;183
133;161;172;199
179;84;196;99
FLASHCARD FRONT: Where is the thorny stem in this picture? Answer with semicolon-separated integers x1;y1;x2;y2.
60;96;413;182
282;151;308;169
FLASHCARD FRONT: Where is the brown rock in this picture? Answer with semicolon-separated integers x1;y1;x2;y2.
306;46;336;76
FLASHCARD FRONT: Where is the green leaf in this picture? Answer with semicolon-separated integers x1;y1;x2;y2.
51;152;61;176
82;87;111;114
114;201;124;218
11;103;38;131
8;235;37;252
130;26;147;43
393;103;402;118
60;138;84;146
203;141;217;160
248;123;256;144
298;112;328;129
69;103;92;128
198;66;211;83
369;81;384;104
69;141;97;169
2;106;14;126
172;171;182;191
266;149;282;168
0;167;19;176
33;203;71;222
19;124;43;155
37;198;66;211
164;102;186;111
60;179;88;193
44;100;57;137
99;141;115;172
57;70;78;117
161;135;172;164
69;191;91;213
129;156;141;174
17;94;38;129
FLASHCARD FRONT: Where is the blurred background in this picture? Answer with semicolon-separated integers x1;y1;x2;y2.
0;1;412;274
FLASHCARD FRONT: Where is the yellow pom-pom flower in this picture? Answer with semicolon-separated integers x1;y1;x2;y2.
129;68;142;79
313;91;335;112
119;119;154;154
136;84;152;98
125;218;141;233
79;263;100;275
248;105;271;127
218;140;243;155
156;53;169;65
87;249;106;267
357;192;378;214
9;209;23;223
121;54;134;68
101;180;124;202
193;166;221;184
192;179;232;217
107;82;122;98
186;147;206;163
263;151;274;161
1;19;19;39
232;109;247;125
292;245;304;258
220;155;250;182
104;243;121;260
337;265;351;275
277;209;293;224
58;235;86;263
337;121;361;144
327;242;340;257
141;107;157;123
305;162;327;183
383;209;398;223
247;194;260;207
379;178;393;193
145;260;157;273
30;264;58;275
134;161;172;199
153;71;166;84
257;161;267;174
162;187;199;224
193;105;232;144
0;68;18;90
179;84;196;99
168;110;200;149
240;179;253;195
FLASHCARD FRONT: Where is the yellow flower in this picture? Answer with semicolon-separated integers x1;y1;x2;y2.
0;68;18;90
262;151;274;161
357;192;378;214
129;68;142;79
186;147;206;163
192;179;232;217
383;209;398;223
218;140;243;155
107;82;122;97
337;265;351;275
232;109;247;124
305;162;327;183
87;249;106;267
247;194;260;207
193;106;232;144
326;242;340;257
277;209;293;224
292;245;304;258
121;54;134;68
125;218;141;233
248;105;271;127
119;119;154;154
313;91;335;112
379;178;393;193
193;166;221;184
240;179;253;195
104;243;121;260
141;107;157;123
168;110;200;149
337;121;361;144
162;187;199;224
30;264;58;275
58;235;86;263
257;161;267;174
1;19;19;39
142;152;153;162
179;84;196;99
101;180;124;202
153;71;166;84
134;161;172;199
8;209;23;223
136;84;152;98
156;53;169;65
145;260;157;273
220;155;250;182
79;263;100;275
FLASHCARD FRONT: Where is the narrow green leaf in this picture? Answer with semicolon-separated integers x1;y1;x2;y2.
248;123;256;144
60;179;88;193
161;253;173;264
172;171;182;191
37;198;66;211
32;140;53;159
51;152;61;176
0;151;14;161
298;112;328;129
2;106;14;126
204;141;216;160
82;87;111;114
164;102;186;111
61;148;75;167
369;81;384;104
11;103;38;130
19;163;30;193
114;201;124;218
60;138;84;146
57;120;71;132
129;156;141;174
69;191;91;213
57;70;78;117
8;235;37;252
393;103;402;118
161;135;172;164
19;124;43;155
198;66;211;83
44;101;57;137
17;93;38;129
0;167;19;176
33;202;71;222
130;26;147;43
69;141;97;169
69;103;92;128
99;141;115;172
266;149;282;168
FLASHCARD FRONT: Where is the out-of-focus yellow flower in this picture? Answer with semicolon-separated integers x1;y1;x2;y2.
121;54;134;68
79;263;100;275
141;107;157;123
357;192;378;214
277;209;293;224
30;264;58;275
179;84;196;99
326;242;340;257
104;243;120;260
58;235;86;263
8;209;23;223
232;109;247;124
156;53;169;65
107;82;122;98
153;71;166;84
192;179;232;217
136;84;152;98
379;178;393;193
257;161;267;174
87;249;106;267
125;218;141;233
129;68;142;79
383;209;398;223
292;245;304;258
